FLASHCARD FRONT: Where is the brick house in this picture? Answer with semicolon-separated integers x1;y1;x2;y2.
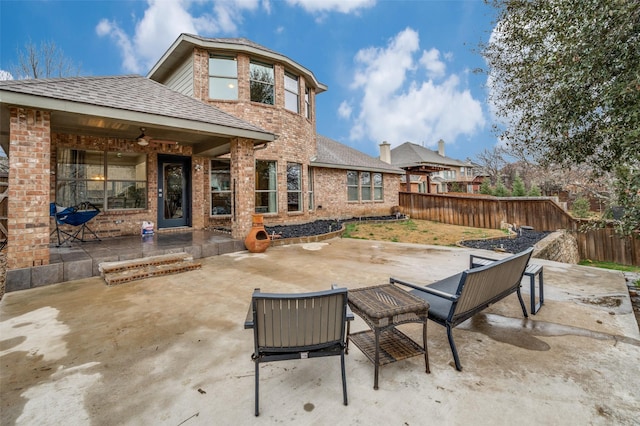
0;33;401;274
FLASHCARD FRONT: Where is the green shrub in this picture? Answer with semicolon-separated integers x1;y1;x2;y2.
511;175;526;196
480;180;493;195
571;196;591;218
528;184;542;196
494;180;511;197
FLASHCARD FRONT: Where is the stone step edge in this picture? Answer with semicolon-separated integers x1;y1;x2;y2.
103;260;202;286
99;252;194;275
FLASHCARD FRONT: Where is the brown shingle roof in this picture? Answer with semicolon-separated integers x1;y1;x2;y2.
0;75;270;134
391;142;466;169
313;135;403;174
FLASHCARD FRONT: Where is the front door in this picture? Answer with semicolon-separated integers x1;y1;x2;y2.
158;155;191;228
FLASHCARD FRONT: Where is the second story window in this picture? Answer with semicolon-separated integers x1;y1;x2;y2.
250;61;274;105
284;72;299;113
209;55;238;100
305;87;311;119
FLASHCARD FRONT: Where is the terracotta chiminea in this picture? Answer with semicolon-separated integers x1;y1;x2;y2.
244;214;271;253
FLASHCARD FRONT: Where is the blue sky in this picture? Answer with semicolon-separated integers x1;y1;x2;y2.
0;0;498;161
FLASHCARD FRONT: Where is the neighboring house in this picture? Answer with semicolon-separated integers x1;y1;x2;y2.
0;33;402;273
380;140;483;193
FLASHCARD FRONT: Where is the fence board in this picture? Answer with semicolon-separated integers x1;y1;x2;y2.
399;192;639;266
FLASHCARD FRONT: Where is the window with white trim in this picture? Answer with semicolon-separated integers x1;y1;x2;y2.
210;159;231;215
255;160;277;213
304;87;311;119
56;148;147;210
209;55;238;100
307;166;314;210
250;61;274;105
347;171;359;201
287;162;302;212
346;170;384;202
284;72;299;113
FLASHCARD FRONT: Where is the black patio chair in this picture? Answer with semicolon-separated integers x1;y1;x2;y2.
244;286;352;416
50;202;101;247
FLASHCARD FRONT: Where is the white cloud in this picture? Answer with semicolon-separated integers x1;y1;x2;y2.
343;28;485;151
419;48;446;79
0;70;13;81
96;0;262;74
338;100;352;119
285;0;375;14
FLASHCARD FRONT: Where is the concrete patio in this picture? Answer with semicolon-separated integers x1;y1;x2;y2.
1;238;639;425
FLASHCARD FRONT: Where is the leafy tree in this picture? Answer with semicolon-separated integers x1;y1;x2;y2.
511;175;526;196
608;165;640;236
9;40;81;79
483;0;640;235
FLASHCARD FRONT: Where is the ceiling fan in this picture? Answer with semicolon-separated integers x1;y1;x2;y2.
136;127;149;146
135;127;178;146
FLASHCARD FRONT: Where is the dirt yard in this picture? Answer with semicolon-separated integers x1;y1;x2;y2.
343;219;507;246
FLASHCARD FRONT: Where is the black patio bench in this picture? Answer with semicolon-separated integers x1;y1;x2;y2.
470;253;544;314
391;247;533;371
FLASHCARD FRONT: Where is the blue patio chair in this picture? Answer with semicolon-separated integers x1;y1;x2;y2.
50;202;101;246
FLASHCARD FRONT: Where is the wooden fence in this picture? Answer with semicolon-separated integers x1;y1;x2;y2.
399;192;639;266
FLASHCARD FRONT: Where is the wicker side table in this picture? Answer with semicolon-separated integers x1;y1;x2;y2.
347;283;430;389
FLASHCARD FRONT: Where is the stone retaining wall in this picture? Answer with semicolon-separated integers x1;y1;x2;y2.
533;230;580;264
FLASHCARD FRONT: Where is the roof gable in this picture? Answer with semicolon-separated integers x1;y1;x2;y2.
147;33;327;93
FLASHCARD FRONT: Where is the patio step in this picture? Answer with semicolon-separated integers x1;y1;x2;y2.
99;253;202;286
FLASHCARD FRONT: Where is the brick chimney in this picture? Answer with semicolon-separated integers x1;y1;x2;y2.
379;141;391;164
438;139;445;157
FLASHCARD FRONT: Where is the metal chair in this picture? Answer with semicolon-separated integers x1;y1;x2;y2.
50;202;101;246
244;286;352;416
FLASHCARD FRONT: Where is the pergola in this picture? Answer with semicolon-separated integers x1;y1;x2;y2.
401;164;449;193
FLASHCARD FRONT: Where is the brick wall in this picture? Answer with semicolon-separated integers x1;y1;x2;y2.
193;47;397;227
7;108;51;269
312;167;400;219
51;132;194;238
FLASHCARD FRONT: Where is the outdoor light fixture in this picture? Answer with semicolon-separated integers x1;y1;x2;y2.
136;127;149;146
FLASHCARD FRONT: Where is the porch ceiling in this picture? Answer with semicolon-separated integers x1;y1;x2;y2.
50;110;235;155
0;104;265;157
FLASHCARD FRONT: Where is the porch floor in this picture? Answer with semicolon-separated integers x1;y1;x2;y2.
5;229;245;292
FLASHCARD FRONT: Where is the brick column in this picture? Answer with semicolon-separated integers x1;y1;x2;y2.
230;137;254;240
191;156;205;229
7;108;51;269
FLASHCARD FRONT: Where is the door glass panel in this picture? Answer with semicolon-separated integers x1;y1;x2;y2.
164;163;184;220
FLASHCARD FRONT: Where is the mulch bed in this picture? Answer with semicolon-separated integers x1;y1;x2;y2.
265;215;406;239
460;228;552;254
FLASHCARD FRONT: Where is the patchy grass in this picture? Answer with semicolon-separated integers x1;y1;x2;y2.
579;259;640;274
343;219;506;246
